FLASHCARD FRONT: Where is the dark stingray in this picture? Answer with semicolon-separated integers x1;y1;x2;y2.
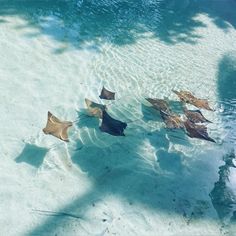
184;120;216;143
145;98;172;114
99;86;115;100
183;106;212;123
100;110;127;136
160;111;184;129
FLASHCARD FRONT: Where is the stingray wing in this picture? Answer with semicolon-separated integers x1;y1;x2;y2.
164;118;177;129
184;120;215;142
184;120;198;137
85;98;106;110
146;98;171;113
161;111;183;128
173;90;196;103
197;124;207;134
43;111;59;134
60;123;73;142
49;112;63;124
185;110;203;123
146;98;158;106
196;126;215;142
90;108;103;118
185;108;212;123
172;90;186;101
173;90;193;102
187;109;203;115
43;111;53;134
160;111;173;128
193;99;214;111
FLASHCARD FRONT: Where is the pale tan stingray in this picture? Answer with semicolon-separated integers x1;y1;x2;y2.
85;98;106;119
172;90;195;103
191;99;214;111
43;111;73;142
172;90;214;111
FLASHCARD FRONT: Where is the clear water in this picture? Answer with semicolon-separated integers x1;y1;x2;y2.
0;0;236;235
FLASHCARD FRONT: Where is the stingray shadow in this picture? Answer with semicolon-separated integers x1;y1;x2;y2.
141;103;163;122
157;149;183;173
168;100;184;114
165;128;192;147
75;109;100;129
15;143;48;168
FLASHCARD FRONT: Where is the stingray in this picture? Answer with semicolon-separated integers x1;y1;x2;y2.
191;98;214;111
172;90;195;103
146;98;172;114
43;111;73;142
172;90;214;111
85;98;106;119
99;86;115;100
100;110;127;136
183;106;212;123
184;120;215;142
160;111;184;129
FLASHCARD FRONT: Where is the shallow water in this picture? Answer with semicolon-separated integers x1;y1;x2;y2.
0;0;236;235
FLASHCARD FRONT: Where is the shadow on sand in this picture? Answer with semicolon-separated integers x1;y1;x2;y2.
15;143;48;168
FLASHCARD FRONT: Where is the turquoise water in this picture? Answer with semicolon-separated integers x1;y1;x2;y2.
0;1;236;235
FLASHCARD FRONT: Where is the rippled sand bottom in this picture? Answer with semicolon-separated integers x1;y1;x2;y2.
0;9;236;236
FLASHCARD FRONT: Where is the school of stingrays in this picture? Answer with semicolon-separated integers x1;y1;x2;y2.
43;87;216;143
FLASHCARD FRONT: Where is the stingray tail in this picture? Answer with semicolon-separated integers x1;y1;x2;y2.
172;89;179;95
205;136;216;143
206;119;213;123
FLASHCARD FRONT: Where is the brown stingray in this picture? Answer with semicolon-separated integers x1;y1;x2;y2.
184;120;215;142
43;111;73;142
191;99;214;111
146;98;172;114
160;111;184;129
85;98;106;119
99;86;115;100
172;90;195;103
183;106;212;123
172;90;214;111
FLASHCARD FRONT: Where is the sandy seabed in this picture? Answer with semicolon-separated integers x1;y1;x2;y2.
0;2;236;235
